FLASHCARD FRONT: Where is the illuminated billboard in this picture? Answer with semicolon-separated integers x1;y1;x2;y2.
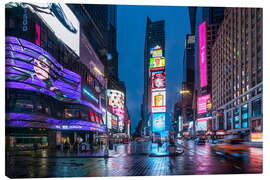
152;70;166;91
150;57;165;71
107;89;125;123
197;94;211;114
196;117;211;131
199;21;207;88
152;91;166;113
152;113;165;132
150;45;162;58
6;36;81;103
25;3;80;56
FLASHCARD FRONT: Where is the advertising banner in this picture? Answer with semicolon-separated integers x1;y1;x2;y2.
197;94;211;114
152;91;166;113
152;70;166;91
152;113;165;132
25;3;80;55
6;36;81;103
150;57;165;71
199;21;207;88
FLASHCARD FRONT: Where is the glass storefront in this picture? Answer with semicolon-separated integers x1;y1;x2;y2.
233;108;240;129
252;98;262;117
226;111;232;130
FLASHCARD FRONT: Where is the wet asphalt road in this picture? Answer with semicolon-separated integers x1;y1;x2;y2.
5;140;262;178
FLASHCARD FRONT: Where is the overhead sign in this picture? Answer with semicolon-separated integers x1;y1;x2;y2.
152;91;166;113
152;70;166;91
152;113;165;132
196;117;211;131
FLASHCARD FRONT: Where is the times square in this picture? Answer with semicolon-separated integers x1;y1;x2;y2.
4;2;263;178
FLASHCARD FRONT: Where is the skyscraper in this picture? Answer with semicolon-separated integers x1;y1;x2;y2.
142;17;165;136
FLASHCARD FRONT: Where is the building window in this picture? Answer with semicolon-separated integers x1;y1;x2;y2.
13;94;34;113
241;104;249;128
233;108;240;129
252;98;262;117
252;119;262;133
64;108;80;119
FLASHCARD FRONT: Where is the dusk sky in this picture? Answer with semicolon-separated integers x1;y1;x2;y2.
117;5;190;134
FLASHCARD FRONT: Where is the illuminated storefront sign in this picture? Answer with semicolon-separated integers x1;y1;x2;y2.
6;36;81;103
199;21;207;88
150;57;165;70
152;91;166;113
251;132;263;142
196;117;211;131
197;94;211;114
25;3;80;55
152;70;166;91
35;24;40;45
152;113;165;132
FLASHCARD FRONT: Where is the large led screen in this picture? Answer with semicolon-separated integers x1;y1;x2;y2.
107;89;125;123
6;36;81;103
152;91;166;113
196;117;210;131
152;113;165;132
24;3;80;56
199;22;207;88
197;94;211;114
150;57;165;71
152;70;166;91
150;45;162;58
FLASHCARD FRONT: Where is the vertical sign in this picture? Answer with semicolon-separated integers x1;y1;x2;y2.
199;22;207;88
35;24;40;46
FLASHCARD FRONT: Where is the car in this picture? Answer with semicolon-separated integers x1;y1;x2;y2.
123;138;129;143
211;138;248;157
195;137;206;145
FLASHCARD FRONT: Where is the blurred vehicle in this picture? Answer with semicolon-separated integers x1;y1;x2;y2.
195;137;206;145
123;138;129;144
211;138;248;157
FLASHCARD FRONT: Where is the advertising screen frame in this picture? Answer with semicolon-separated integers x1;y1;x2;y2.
151;70;166;91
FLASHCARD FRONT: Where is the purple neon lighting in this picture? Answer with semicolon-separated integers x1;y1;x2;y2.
6;113;106;132
199;22;207;88
197;94;210;114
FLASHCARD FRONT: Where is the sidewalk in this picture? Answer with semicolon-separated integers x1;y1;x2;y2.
6;146;120;158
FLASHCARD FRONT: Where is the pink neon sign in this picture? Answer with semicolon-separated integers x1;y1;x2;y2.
197;94;210;114
35;24;40;46
199;22;207;88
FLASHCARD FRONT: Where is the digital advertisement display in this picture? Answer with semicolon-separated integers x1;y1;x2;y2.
25;3;80;55
150;57;165;70
6;36;81;103
152;91;166;113
6;113;106;132
196;117;210;131
152;70;166;91
150;45;162;58
197;94;211;114
152;113;165;132
107;89;125;123
199;21;207;88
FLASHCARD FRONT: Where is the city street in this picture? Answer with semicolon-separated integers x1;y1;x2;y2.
6;141;262;178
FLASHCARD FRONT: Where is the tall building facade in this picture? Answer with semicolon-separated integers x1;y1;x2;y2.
211;8;263;141
142;17;165;137
194;7;224;135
